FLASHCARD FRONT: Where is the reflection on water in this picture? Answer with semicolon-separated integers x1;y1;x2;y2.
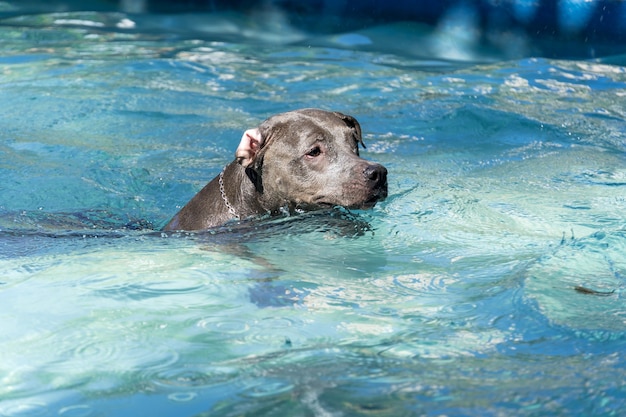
1;8;626;417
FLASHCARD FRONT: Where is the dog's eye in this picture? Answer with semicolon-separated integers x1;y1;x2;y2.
305;146;322;158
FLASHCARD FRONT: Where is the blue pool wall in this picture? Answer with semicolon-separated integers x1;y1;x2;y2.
4;0;626;59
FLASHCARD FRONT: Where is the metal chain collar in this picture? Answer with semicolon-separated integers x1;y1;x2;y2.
218;167;239;219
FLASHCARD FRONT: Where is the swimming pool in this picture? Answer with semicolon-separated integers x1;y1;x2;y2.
1;7;625;417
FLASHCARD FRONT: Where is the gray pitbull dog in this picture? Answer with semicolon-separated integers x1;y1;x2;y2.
163;108;388;231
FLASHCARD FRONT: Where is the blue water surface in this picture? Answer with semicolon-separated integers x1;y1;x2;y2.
1;10;626;417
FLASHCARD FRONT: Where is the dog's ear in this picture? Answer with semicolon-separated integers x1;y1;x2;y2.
235;128;264;168
333;111;366;150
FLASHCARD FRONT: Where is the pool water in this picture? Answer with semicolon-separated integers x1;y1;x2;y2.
1;10;626;417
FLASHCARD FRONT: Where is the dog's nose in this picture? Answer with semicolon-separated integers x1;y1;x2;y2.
364;164;388;188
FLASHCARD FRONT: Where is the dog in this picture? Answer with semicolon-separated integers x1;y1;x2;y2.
163;109;387;231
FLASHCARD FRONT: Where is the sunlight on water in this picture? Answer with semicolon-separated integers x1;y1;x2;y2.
1;8;626;417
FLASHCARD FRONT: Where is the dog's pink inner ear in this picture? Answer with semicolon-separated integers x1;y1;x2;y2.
235;128;263;168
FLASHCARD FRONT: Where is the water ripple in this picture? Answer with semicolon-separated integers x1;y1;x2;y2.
239;378;295;399
197;316;252;335
90;280;206;301
46;328;181;389
167;392;197;402
389;273;452;296
58;405;93;417
523;229;626;333
0;403;48;417
151;366;239;390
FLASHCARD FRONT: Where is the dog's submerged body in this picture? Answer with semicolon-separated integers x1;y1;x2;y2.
163;109;388;231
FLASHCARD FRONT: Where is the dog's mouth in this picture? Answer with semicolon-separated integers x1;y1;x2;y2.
356;189;387;209
312;187;387;210
360;183;388;208
359;196;382;209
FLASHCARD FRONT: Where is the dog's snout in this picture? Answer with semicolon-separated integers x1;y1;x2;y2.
364;164;387;187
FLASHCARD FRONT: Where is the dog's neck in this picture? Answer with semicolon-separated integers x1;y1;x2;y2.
219;161;268;221
218;167;238;219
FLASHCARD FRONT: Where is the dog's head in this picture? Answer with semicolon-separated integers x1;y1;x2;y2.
235;108;387;211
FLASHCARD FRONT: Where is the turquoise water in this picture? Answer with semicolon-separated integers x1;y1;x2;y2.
1;10;626;417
